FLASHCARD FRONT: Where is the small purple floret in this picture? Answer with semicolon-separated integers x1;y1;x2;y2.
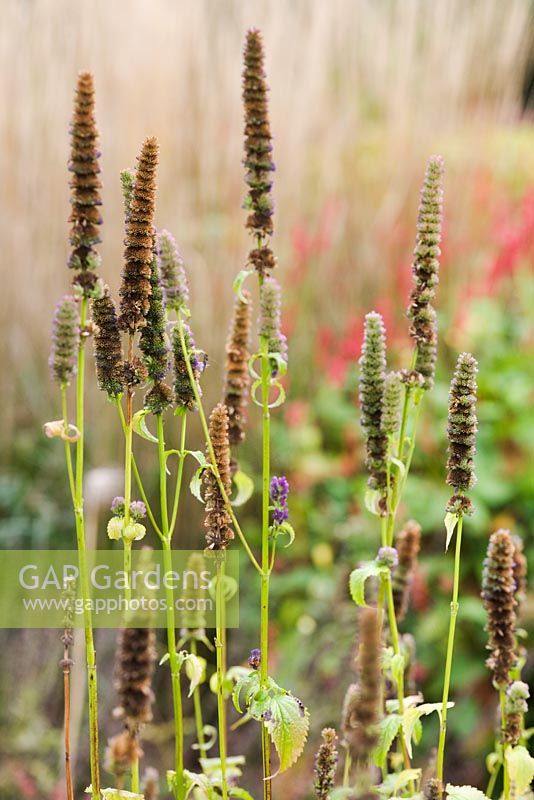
270;476;289;525
377;546;399;569
248;648;261;670
130;500;147;521
111;496;125;516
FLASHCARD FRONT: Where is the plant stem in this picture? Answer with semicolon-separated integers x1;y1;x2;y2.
259;334;273;800
191;638;207;757
131;751;140;793
216;557;228;800
437;514;464;782
176;318;261;574
500;689;510;800
72;297;100;799
62;638;74;800
116;399;162;539
169;415;188;536
158;416;185;800
123;540;132;605
486;759;502;798
384;572;411;771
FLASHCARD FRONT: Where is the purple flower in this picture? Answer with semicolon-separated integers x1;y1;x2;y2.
248;648;261;670
376;546;399;569
130;500;147;521
270;476;289;525
111;496;125;516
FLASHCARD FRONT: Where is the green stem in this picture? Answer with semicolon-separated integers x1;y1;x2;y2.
342;752;352;787
176;318;261;574
123;541;132;606
500;689;510;800
397;386;412;461
259;334;272;800
60;385;76;504
191;639;207;757
486;759;502;798
73;297;100;799
158;416;185;800
216;558;228;800
169;415;188;537
437;514;464;783
131;752;139;793
116;399;162;539
384;572;411;771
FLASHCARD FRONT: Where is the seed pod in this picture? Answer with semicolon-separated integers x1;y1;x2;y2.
359;312;387;502
382;371;402;437
203;404;234;550
392;520;422;622
445;352;478;512
481;529;517;688
92;287;124;396
114;626;156;733
119;137;159;333
49;296;79;384
156;230;189;313
68;72;102;281
259;277;287;375
172;323;206;411
313;727;339;800
242;29;275;244
342;608;381;761
407;156;444;390
224;292;252;447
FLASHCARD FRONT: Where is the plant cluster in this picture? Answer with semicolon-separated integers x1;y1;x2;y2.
45;31;533;800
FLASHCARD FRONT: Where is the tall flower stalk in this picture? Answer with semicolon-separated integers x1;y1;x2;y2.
437;352;478;782
56;71;103;800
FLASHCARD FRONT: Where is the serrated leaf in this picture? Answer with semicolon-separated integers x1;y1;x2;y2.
349;562;382;607
365;488;382;516
132;409;158;443
446;785;490;800
184;653;206;697
377;768;422;796
233;269;254;302
231;470;254;507
444;512;460;551
264;692;310;774
373;714;402;768
506;745;534;795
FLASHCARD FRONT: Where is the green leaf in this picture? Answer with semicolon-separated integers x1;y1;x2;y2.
184;653;206;697
159;652;170;666
390;456;406;479
331;790;358;800
349;562;382;607
264;692;310;774
267;379;286;408
233;269;254;302
364;488;382;516
377;768;422;796
230;789;255;800
505;745;534;795
132;409;158;443
373;714;402;768
446;785;490;800
190;466;206;502
231;470;254;507
98;790;144;800
403;702;454;758
186;450;209;468
444;511;460;551
273;521;296;548
268;352;288;377
391;654;405;688
232;670;261;713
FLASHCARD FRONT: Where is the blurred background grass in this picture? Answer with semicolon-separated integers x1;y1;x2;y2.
0;0;533;798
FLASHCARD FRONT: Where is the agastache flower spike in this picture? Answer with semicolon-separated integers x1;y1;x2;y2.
224;292;252;447
139;256;172;414
68;72;102;297
407;156;444;390
511;534;528;614
313;728;339;800
172;322;206;412
114;626;156;733
359;312;387;503
203;403;234;550
482;529;517;688
49;296;80;384
92;286;124;397
242;29;277;275
270;476;289;524
504;681;529;745
446;352;478;516
259;277;287;376
156;230;190;313
342;607;381;761
381;371;402;437
392;520;422;622
119;137;159;333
